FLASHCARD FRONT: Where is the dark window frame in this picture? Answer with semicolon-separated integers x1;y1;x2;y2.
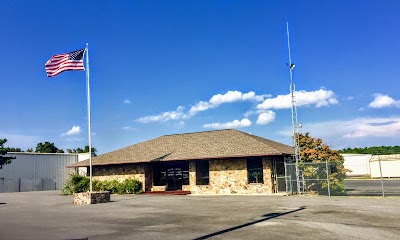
196;160;209;185
247;157;264;184
153;163;167;186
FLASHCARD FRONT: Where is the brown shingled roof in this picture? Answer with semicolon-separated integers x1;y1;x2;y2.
68;129;294;167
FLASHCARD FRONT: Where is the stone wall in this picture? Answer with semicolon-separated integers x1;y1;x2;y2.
187;158;273;194
73;191;110;205
152;185;167;191
92;163;147;191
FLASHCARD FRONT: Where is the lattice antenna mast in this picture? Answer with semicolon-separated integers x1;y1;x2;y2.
286;22;301;194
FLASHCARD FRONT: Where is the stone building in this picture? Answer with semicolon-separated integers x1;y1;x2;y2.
68;129;293;194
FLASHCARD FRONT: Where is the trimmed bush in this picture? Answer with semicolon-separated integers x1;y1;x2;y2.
119;178;143;194
99;179;120;194
62;174;90;195
62;174;143;195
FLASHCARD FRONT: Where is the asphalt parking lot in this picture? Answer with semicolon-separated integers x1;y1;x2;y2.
345;179;400;196
0;191;399;240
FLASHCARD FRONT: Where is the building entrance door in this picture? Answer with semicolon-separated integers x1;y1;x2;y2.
166;167;183;191
153;161;189;191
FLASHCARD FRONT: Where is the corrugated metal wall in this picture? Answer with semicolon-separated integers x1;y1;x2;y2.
0;153;89;192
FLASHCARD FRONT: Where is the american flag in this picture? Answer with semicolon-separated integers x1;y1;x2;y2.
45;48;85;77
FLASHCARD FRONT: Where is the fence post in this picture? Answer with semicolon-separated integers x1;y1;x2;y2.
378;155;385;197
284;162;289;196
325;160;331;197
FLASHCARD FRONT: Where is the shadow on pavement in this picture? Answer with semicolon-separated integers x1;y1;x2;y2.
193;206;306;240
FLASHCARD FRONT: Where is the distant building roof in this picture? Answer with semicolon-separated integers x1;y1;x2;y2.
370;154;400;162
68;129;294;167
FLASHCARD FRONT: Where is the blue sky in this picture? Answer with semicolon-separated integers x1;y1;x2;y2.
1;1;400;154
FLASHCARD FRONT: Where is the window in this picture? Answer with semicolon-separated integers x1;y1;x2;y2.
153;163;167;186
196;160;209;185
247;158;263;184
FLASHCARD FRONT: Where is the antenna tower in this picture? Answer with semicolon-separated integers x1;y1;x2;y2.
286;22;301;194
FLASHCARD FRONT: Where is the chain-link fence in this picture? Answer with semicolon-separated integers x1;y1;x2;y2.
285;161;331;196
344;154;400;196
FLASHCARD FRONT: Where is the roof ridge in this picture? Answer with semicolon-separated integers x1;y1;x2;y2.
237;130;294;152
162;128;237;137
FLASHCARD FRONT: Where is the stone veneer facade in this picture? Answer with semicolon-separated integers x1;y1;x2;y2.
92;163;151;192
91;157;275;194
183;158;273;194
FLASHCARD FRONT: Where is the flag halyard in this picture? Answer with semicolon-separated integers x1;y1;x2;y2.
45;48;85;77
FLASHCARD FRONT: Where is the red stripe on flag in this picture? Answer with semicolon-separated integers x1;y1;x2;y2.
45;49;85;77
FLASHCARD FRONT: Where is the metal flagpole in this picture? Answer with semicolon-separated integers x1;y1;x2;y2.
286;22;301;194
85;43;93;192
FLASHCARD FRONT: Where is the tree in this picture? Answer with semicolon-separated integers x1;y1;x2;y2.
67;146;97;156
0;139;16;169
83;145;97;156
297;132;348;195
339;146;400;155
35;142;59;153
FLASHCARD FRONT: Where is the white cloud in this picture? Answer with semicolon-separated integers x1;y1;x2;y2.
61;126;81;136
121;126;136;131
189;101;213;116
343;118;400;138
209;90;243;105
368;94;400;108
257;89;338;110
124;99;131;104
278;117;400;149
136;106;188;123
242;91;270;101
138;90;267;123
189;90;266;116
203;118;252;129
256;111;276;125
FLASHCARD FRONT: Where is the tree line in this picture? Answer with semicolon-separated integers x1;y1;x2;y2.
0;138;96;168
339;146;400;155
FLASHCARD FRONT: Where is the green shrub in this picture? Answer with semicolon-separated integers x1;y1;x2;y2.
62;174;143;195
119;178;143;194
103;179;120;194
62;174;90;195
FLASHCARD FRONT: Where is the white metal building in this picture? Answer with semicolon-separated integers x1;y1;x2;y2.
342;153;400;178
342;154;372;177
370;154;400;178
0;152;89;193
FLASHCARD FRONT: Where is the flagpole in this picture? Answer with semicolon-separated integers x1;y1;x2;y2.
85;43;93;192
